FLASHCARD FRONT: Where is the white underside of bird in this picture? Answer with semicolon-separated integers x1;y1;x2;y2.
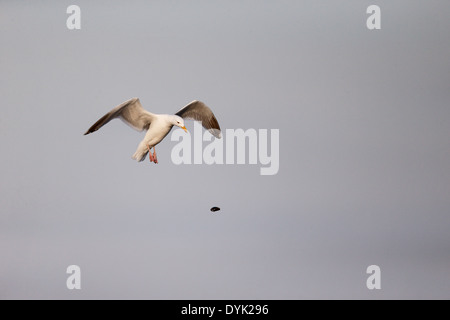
84;98;222;164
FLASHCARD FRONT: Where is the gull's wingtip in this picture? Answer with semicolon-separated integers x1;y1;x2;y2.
211;129;222;139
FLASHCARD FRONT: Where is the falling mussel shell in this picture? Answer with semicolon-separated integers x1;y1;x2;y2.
210;207;221;212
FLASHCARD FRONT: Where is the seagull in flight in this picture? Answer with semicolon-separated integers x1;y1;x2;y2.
84;98;221;164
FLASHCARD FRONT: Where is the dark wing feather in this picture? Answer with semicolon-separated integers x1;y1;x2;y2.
175;100;221;138
84;98;155;135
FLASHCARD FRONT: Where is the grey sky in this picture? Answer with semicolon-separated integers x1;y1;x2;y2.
1;1;449;299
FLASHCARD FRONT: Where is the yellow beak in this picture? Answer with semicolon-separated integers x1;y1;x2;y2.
181;126;188;133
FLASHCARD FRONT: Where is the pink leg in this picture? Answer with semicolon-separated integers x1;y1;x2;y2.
148;145;154;162
153;147;158;164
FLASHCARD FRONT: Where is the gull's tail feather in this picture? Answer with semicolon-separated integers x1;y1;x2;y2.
132;141;149;162
132;151;148;162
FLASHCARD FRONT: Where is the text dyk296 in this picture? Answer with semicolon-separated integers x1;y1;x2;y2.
181;304;269;317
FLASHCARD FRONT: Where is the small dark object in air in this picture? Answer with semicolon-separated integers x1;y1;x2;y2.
210;207;221;212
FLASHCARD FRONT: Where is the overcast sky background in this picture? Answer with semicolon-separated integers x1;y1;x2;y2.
1;1;449;299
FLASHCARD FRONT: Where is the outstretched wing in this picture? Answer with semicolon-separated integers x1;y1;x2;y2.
84;98;155;135
175;100;222;138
